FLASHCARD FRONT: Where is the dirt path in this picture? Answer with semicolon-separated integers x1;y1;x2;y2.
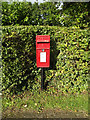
2;108;89;119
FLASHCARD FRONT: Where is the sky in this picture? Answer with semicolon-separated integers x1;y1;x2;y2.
3;0;63;4
2;0;89;2
19;0;48;4
2;0;63;9
3;0;49;3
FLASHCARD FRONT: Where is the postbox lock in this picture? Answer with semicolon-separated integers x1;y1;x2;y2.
42;49;44;52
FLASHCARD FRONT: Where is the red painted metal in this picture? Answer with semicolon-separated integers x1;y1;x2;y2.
36;35;50;68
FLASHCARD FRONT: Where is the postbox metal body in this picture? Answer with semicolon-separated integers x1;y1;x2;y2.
36;35;50;68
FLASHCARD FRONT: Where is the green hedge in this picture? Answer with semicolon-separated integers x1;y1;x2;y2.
2;26;89;94
2;2;89;28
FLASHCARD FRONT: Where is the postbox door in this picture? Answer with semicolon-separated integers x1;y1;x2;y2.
37;49;50;67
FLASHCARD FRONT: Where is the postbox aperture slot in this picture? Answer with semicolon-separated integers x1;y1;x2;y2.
37;42;49;43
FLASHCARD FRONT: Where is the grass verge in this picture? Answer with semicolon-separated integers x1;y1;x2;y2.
2;89;88;115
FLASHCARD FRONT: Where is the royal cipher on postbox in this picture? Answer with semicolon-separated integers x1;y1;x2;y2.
36;35;50;68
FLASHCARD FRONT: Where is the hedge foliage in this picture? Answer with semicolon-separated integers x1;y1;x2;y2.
2;2;89;28
2;26;89;94
2;2;60;26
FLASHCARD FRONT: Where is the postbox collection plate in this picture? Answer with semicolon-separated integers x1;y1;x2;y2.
36;35;50;68
40;52;46;62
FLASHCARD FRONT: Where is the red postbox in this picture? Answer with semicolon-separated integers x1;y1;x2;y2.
36;35;50;68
